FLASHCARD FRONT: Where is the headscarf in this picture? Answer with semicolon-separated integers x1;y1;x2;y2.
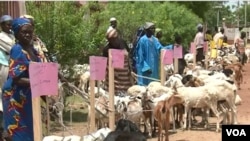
106;28;118;39
20;14;34;20
0;15;13;23
155;28;162;34
144;22;155;30
12;18;31;35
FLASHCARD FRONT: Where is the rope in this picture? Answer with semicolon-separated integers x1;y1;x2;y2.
131;72;160;82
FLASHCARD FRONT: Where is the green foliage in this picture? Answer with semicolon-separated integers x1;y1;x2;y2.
175;1;212;21
26;1;201;67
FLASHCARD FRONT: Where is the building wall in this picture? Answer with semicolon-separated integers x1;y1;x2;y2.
0;1;26;18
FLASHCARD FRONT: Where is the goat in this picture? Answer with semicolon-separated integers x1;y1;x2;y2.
165;75;237;132
83;127;111;141
104;119;145;141
154;94;184;141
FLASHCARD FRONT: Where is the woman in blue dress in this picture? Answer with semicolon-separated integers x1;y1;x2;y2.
2;18;41;141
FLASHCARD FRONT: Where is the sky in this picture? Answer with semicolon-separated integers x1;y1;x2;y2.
224;0;243;12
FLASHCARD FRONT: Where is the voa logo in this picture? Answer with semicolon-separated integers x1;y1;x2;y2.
226;129;247;136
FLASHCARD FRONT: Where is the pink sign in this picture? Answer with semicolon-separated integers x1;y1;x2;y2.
89;56;107;80
110;49;124;68
163;50;173;65
173;45;183;59
190;42;196;54
29;63;58;98
203;42;208;52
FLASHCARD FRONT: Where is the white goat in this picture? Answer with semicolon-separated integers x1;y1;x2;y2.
83;127;111;141
43;135;81;141
165;75;237;132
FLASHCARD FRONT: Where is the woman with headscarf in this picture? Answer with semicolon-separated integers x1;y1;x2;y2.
21;15;48;62
2;18;41;141
102;29;133;95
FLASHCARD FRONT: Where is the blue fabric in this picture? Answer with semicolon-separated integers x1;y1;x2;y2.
2;44;41;141
162;44;174;50
12;18;30;35
0;50;9;66
135;35;162;86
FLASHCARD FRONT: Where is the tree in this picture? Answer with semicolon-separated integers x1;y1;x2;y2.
26;1;201;67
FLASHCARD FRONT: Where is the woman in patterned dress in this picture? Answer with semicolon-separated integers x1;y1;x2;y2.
2;18;41;141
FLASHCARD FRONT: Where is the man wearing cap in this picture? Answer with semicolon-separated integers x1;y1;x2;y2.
0;14;15;141
107;17;117;34
0;15;15;91
194;23;205;63
135;22;163;86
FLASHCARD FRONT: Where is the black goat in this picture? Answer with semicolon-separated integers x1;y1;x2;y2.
104;119;146;141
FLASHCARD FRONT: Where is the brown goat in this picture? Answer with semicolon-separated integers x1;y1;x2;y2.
154;95;184;141
224;62;243;89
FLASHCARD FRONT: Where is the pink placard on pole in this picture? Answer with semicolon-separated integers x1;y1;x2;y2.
111;49;124;68
89;56;107;80
203;41;208;52
190;42;195;54
173;45;183;59
163;50;173;65
29;63;58;98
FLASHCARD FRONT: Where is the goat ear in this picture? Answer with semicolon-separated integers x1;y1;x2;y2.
136;96;142;99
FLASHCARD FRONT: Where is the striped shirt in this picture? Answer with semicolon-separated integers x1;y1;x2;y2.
104;49;134;95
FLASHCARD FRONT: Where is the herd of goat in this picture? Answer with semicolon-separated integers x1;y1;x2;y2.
43;45;249;141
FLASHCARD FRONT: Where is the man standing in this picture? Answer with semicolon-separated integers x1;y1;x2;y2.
0;15;14;141
213;27;224;49
135;22;162;86
0;15;15;91
107;17;117;34
194;24;205;64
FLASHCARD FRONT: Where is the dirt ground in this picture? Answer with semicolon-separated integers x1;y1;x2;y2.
50;63;250;141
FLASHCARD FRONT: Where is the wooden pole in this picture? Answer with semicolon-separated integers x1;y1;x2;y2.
32;97;43;141
45;96;50;135
89;79;96;132
193;47;197;69
174;58;178;74
204;42;208;70
108;50;115;130
160;50;166;85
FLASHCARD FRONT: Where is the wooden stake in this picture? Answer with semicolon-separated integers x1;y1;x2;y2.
89;79;96;132
32;97;43;141
193;47;197;69
160;50;166;85
204;42;208;70
174;58;178;74
45;96;50;135
108;49;115;130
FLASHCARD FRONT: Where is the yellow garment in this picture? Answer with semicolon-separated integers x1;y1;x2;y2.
209;41;217;58
205;34;212;41
210;41;215;49
218;38;223;48
211;49;217;59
